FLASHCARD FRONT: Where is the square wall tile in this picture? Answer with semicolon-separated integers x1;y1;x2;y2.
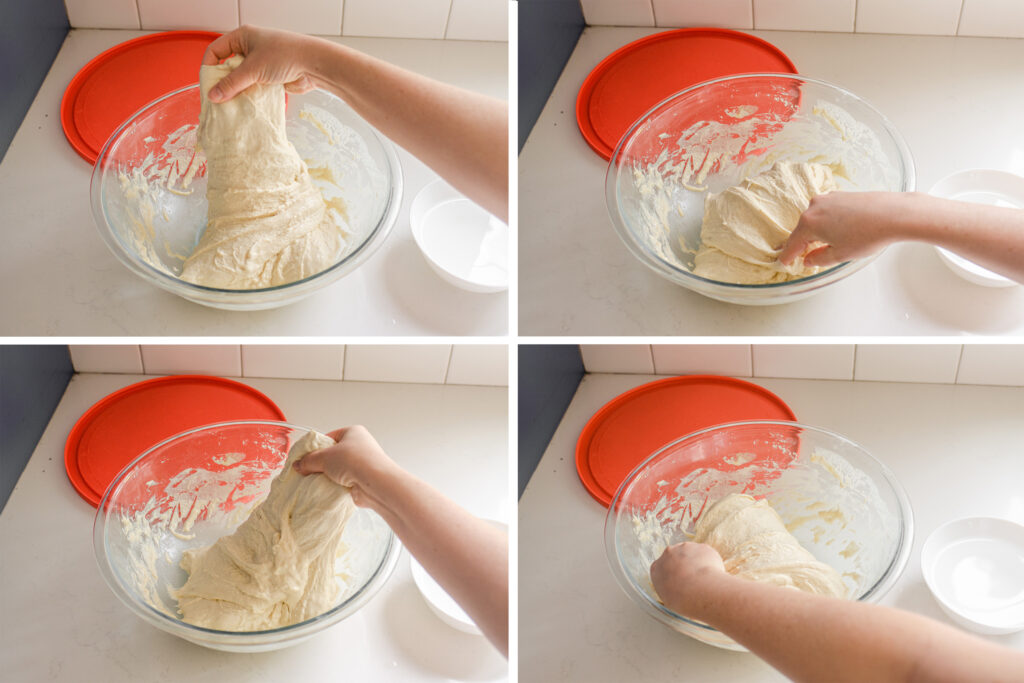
241;345;344;380
240;0;343;35
653;0;753;29
580;345;654;373
446;0;508;40
141;345;242;376
138;0;238;30
753;344;854;380
69;345;143;374
65;0;140;29
754;0;855;32
446;345;508;386
957;345;1024;386
959;0;1024;38
344;345;451;384
343;0;450;38
652;345;752;376
856;0;961;35
854;344;961;384
581;0;656;26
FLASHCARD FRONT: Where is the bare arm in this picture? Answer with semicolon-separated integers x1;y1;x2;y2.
203;26;508;221
294;426;508;656
780;191;1024;284
651;542;1024;683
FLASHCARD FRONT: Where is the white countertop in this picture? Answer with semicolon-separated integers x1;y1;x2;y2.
0;373;508;682
0;30;508;336
519;373;1024;681
520;27;1024;336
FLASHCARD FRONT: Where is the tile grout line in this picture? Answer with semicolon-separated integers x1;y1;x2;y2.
953;343;965;384
443;0;454;39
649;0;658;28
955;0;966;35
851;344;858;381
442;344;455;383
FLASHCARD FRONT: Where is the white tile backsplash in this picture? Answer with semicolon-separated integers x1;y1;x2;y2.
753;0;855;32
137;0;238;30
581;0;656;27
652;345;752;376
854;344;961;384
240;0;344;36
959;0;1024;37
957;345;1024;386
343;0;451;38
753;344;855;380
69;345;144;373
446;0;508;40
446;345;508;386
65;0;140;29
344;345;452;383
856;0;962;35
580;345;654;373
140;345;242;376
241;345;344;380
653;0;754;29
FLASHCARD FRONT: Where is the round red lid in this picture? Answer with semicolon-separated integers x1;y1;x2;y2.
61;30;220;164
575;375;796;507
576;28;797;160
64;375;286;507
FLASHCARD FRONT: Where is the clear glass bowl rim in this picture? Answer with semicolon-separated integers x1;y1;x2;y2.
93;419;401;645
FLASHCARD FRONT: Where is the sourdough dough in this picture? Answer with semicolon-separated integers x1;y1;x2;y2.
173;430;355;631
694;493;846;597
180;56;343;289
693;161;836;284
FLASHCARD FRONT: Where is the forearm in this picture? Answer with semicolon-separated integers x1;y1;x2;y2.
689;572;1024;683
372;469;509;656
304;39;508;221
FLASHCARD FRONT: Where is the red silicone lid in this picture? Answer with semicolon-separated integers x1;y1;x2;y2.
61;31;220;164
64;375;286;507
576;28;798;160
575;375;796;507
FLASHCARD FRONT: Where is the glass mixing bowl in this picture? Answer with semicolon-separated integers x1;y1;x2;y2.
605;420;913;650
606;73;915;305
93;421;400;652
91;85;403;310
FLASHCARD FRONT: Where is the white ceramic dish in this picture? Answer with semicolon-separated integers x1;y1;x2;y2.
921;517;1024;635
410;520;508;634
410;179;508;293
928;169;1024;288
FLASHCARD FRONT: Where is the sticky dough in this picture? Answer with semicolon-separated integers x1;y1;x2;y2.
172;431;354;631
180;56;343;289
693;161;836;285
694;493;846;597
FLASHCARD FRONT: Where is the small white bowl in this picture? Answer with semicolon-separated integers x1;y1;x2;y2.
921;517;1024;635
928;169;1024;288
410;179;508;293
410;520;507;635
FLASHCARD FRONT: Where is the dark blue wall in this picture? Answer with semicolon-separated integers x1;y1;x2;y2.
0;0;69;160
518;0;585;150
0;346;72;512
518;344;584;497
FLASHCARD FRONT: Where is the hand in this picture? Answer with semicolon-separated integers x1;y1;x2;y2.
203;25;326;102
650;542;727;617
293;425;403;512
779;191;913;268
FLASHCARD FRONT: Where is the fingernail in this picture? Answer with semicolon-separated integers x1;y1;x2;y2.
209;86;223;102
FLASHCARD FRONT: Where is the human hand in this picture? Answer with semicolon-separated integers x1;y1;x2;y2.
203;25;327;102
293;425;403;512
650;542;727;617
779;191;914;268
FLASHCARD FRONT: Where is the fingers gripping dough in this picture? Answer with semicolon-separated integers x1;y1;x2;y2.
693;161;836;284
172;431;355;631
694;493;846;597
180;56;343;289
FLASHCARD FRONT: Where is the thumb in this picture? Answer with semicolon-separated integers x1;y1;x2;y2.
208;66;259;103
293;449;327;475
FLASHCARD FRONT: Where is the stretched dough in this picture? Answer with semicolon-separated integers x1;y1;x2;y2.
180;56;343;289
693;161;836;285
694;493;845;597
173;430;354;631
